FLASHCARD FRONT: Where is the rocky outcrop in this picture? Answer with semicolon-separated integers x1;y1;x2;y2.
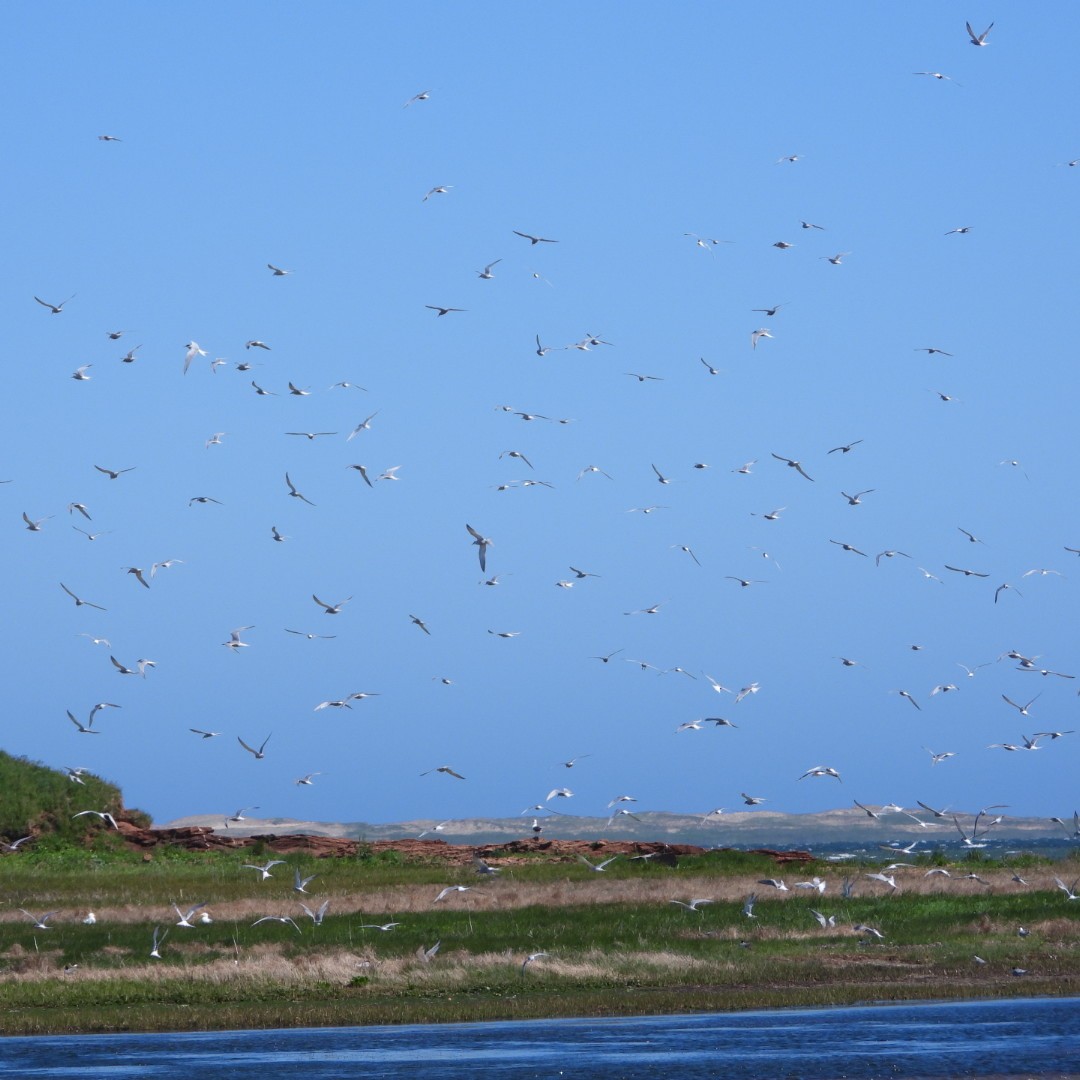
112;823;809;866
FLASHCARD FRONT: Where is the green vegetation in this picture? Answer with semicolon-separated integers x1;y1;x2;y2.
0;751;148;848
1;844;1077;1035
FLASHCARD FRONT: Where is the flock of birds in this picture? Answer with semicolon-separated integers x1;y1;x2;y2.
5;15;1078;871
11;843;1080;977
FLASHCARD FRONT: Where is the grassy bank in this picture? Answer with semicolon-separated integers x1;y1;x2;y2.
1;845;1076;1035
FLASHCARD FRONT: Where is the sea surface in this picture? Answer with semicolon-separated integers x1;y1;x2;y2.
1;997;1077;1079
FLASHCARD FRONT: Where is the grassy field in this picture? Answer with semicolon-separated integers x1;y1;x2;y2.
1;843;1077;1035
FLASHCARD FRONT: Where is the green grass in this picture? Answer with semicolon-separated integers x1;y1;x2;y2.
1;846;1077;1034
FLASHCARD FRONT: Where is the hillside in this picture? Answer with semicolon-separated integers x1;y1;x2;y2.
0;751;145;846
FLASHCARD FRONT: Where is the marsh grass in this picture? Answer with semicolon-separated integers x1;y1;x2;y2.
1;849;1077;1034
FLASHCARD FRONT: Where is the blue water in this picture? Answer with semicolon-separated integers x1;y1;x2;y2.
1;998;1077;1078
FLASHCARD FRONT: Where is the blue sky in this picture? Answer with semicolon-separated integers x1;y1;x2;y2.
4;3;1078;831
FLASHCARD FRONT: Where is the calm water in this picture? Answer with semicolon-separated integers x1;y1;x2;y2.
1;998;1077;1079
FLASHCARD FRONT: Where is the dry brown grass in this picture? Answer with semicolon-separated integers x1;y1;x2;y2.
0;865;1061;925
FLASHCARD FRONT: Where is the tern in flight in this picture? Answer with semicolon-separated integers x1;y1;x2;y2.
798;766;842;782
66;711;100;735
35;294;76;314
830;540;867;557
267;263;293;276
466;524;493;571
60;583;106;611
223;626;254;652
966;20;993;45
434;885;471;904
20;909;59;929
183;341;207;373
312;594;352;615
293;868;318;894
670;898;714;913
244;855;287;881
577;855;619;873
94;465;136;480
422;765;466;780
513;230;558;245
252;915;301;933
238;733;272;759
771;454;814;481
1002;693;1040;717
173;902;209;927
122;566;151;589
72;809;119;829
285;473;316;506
426;304;466;317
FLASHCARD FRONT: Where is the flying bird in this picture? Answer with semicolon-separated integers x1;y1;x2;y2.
965;20;993;45
466;524;492;572
422;765;466;780
577;854;619;872
771;454;814;481
285;473;316;505
183;342;207;374
434;885;471;903
34;294;75;314
513;231;558;245
122;566;151;589
60;583;106;611
237;733;272;759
